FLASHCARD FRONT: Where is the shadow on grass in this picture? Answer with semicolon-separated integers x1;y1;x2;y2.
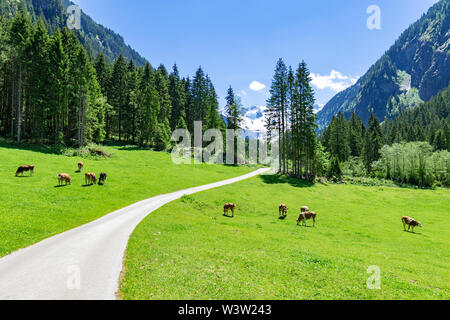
118;145;151;151
0;140;64;155
259;174;314;188
403;230;422;235
54;185;70;188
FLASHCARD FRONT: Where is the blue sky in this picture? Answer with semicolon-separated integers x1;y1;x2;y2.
73;0;440;110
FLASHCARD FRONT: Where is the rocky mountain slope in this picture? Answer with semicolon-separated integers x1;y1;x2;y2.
317;0;450;130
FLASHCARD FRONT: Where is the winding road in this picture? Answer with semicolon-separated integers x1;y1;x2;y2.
0;168;270;300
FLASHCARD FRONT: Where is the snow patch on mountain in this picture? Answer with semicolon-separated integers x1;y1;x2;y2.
219;105;268;138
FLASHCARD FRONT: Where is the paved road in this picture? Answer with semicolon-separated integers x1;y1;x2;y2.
0;168;270;300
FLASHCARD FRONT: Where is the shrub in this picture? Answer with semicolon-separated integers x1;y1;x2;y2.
327;156;342;179
65;143;112;158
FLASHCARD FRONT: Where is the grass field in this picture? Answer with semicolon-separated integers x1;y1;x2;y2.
0;142;255;258
119;175;450;300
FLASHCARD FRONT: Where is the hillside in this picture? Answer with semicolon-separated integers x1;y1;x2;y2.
0;0;147;65
317;0;450;130
381;85;450;148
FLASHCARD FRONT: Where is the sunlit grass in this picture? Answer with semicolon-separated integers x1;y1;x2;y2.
0;142;255;257
120;175;450;300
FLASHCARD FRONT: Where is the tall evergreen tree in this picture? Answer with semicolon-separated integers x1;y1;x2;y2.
169;63;186;130
265;58;288;173
109;54;128;141
9;9;31;142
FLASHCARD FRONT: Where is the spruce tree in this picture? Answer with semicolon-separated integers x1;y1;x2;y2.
109;54;128;141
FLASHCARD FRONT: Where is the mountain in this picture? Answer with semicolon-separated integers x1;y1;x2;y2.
0;0;147;66
317;0;450;130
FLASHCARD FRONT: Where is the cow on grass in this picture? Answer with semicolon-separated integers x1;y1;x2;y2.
223;203;236;218
98;172;107;185
402;216;422;233
297;210;317;227
279;204;288;218
16;165;34;177
85;173;97;185
58;173;71;186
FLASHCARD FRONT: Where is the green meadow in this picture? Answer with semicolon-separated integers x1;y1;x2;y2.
0;142;254;257
119;175;450;300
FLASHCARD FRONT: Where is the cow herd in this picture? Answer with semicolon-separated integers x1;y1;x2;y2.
16;162;107;187
224;203;423;232
14;164;423;233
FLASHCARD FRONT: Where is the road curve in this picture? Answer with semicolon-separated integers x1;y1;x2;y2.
0;168;270;300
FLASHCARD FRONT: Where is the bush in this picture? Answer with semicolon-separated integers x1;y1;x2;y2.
342;156;366;177
65;144;112;158
327;156;342;179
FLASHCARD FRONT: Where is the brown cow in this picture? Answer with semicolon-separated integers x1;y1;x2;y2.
77;162;84;172
224;203;236;217
402;216;422;233
85;173;97;185
58;173;71;186
16;165;34;177
279;204;288;218
297;210;317;227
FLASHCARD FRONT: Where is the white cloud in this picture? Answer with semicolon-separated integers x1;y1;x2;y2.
249;81;266;91
310;70;359;93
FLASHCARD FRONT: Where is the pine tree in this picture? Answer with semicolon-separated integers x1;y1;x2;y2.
328;112;350;162
265;59;288;173
362;113;383;173
225;86;243;130
191;67;208;130
109;54;128;141
47;30;67;144
9;9;31;142
27;18;49;141
94;53;111;139
169;64;186;130
205;77;223;130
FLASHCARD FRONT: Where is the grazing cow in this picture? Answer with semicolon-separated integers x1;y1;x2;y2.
98;172;107;185
402;216;422;233
297;210;317;227
58;173;71;186
77;162;84;172
223;203;236;217
16;165;34;177
279;204;288;218
85;173;97;185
